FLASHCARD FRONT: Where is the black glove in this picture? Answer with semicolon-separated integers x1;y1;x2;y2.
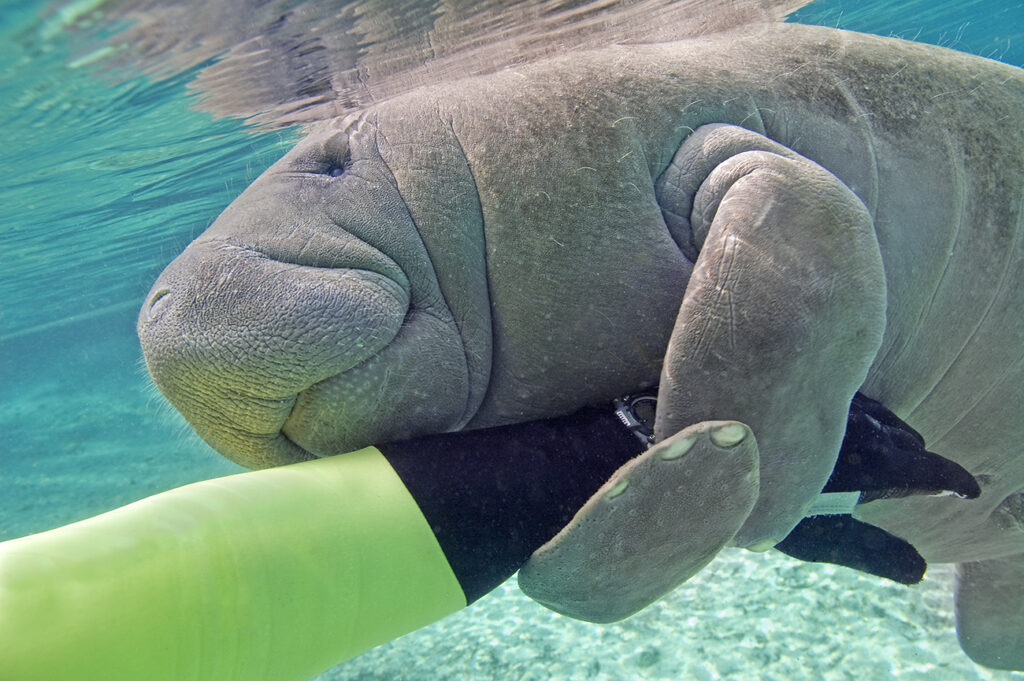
775;392;980;584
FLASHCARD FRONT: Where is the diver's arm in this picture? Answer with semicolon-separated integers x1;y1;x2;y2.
0;407;643;681
378;405;646;602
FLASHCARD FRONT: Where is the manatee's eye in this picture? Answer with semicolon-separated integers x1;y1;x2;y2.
322;151;351;177
322;132;351;178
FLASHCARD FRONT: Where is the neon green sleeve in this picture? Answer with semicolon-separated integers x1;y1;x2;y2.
0;447;467;681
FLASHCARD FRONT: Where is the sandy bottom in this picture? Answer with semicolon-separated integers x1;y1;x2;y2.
316;551;1024;681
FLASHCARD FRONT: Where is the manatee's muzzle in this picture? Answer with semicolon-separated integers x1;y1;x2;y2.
138;239;410;467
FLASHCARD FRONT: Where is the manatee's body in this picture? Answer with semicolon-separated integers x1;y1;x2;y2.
139;24;1024;669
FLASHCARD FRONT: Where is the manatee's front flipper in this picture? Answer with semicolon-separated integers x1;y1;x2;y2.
777;392;981;584
518;421;759;623
654;124;888;550
955;553;1024;671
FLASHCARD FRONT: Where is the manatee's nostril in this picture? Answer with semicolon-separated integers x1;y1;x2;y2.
147;288;172;321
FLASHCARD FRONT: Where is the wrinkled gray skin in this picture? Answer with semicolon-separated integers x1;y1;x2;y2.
139;24;1024;670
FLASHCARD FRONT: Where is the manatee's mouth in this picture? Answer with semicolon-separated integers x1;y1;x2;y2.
273;301;477;462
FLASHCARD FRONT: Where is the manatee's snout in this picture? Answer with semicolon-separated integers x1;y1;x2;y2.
138;238;410;467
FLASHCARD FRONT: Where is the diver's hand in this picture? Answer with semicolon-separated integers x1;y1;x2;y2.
825;392;980;503
775;392;980;584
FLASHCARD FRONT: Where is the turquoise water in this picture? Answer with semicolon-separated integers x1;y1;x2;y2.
1;1;1023;679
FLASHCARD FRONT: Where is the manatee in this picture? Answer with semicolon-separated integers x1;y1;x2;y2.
137;23;1024;670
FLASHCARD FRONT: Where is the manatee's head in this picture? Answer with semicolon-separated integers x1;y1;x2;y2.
138;115;487;467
